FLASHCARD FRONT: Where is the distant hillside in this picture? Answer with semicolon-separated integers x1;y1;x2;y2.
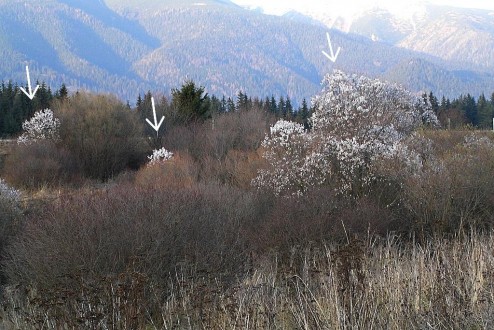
0;0;154;98
323;5;494;72
0;0;492;104
398;7;494;71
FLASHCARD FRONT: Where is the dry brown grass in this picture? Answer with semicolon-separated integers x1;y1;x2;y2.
2;232;494;329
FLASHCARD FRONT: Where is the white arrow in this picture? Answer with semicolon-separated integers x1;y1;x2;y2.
19;65;39;100
322;32;341;63
145;97;165;136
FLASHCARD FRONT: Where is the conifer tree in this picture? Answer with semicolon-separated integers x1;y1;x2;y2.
227;97;235;112
477;93;491;128
269;96;277;115
297;98;310;130
136;94;143;108
428;91;439;114
285;97;293;119
462;94;478;126
220;96;227;113
236;91;248;111
57;83;68;100
278;96;285;118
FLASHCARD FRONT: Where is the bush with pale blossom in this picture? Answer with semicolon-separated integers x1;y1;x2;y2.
254;70;438;196
0;178;20;207
148;147;174;165
0;178;21;222
252;120;323;195
463;132;494;150
17;109;60;144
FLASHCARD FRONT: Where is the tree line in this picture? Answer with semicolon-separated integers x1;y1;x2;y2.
2;77;494;138
135;81;313;131
0;82;68;137
0;79;312;138
426;91;494;129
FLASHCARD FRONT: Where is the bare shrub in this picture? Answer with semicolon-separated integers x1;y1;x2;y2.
0;179;22;284
206;107;271;158
2;183;261;289
224;149;265;189
163;123;205;160
379;130;494;236
3;268;149;329
134;152;199;189
244;187;339;256
247;189;394;259
159;107;270;185
3;140;80;189
53;92;149;180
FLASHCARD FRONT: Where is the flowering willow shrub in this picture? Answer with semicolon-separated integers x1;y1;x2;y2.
252;120;327;195
148;147;174;165
0;178;21;208
0;178;22;262
0;178;21;221
463;132;494;150
254;70;438;196
17;109;60;144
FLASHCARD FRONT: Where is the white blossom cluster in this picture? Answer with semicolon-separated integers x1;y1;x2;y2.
463;133;494;150
0;178;21;208
148;147;174;165
384;132;442;179
252;120;324;195
17;109;60;144
254;70;439;196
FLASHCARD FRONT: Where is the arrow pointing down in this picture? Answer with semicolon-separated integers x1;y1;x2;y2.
322;32;341;63
20;65;39;100
146;97;165;136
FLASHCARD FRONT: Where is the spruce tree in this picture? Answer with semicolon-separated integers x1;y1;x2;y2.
285;97;293;119
220;96;227;113
227;97;235;112
269;96;277;115
298;98;310;130
462;94;478;126
477;93;491;128
278;96;285;118
57;83;68;100
236;91;248;111
136;94;143;108
428;91;439;114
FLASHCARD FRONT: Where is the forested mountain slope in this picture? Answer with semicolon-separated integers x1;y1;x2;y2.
0;0;492;103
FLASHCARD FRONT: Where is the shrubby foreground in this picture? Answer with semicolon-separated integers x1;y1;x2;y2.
1;72;494;328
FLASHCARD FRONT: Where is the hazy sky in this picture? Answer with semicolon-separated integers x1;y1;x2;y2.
231;0;494;16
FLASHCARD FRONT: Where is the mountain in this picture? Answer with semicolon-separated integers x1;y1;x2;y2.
348;8;415;44
0;0;157;98
299;4;494;72
0;0;493;105
398;6;494;70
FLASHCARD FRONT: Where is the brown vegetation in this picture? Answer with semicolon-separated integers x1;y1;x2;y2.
3;232;494;329
2;91;494;328
54;93;150;180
